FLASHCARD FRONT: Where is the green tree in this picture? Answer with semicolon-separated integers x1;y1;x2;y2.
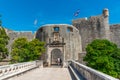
84;39;120;78
11;38;29;63
0;27;9;61
11;38;45;63
27;39;45;60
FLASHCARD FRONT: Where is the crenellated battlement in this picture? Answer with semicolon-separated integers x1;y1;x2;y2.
110;24;120;29
72;17;88;23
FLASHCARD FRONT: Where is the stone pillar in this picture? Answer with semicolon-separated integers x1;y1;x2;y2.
46;46;51;66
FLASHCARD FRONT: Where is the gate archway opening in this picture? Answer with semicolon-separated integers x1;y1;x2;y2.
51;49;63;65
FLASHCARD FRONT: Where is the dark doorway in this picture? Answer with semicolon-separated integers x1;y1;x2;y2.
51;49;62;65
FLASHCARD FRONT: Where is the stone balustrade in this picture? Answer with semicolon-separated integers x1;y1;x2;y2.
0;60;43;80
68;60;119;80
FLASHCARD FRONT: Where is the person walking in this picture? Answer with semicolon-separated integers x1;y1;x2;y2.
57;58;60;66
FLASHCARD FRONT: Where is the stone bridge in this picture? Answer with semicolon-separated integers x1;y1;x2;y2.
0;60;119;80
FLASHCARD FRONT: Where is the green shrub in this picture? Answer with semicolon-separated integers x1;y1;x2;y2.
84;39;120;78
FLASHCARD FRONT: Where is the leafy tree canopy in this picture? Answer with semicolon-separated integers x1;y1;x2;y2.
11;38;45;63
0;27;9;61
84;39;120;78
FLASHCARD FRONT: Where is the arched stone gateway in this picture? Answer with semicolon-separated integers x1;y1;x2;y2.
51;49;63;65
46;47;64;66
36;24;82;67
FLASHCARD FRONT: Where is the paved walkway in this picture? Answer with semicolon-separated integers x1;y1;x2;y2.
9;68;72;80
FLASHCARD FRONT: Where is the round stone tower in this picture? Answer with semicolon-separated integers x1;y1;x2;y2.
103;8;109;17
100;8;110;40
36;24;82;66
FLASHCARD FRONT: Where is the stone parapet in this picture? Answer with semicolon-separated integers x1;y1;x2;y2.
69;60;119;80
0;60;43;80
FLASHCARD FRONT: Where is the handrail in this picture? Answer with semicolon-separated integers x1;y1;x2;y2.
68;60;119;80
68;65;81;80
0;60;43;80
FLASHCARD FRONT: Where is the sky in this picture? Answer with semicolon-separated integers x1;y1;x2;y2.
0;0;120;32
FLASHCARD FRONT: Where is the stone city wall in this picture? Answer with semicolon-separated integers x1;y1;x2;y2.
110;24;120;47
72;14;111;51
5;29;35;56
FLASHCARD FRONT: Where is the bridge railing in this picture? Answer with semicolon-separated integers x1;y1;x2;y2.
68;60;119;80
0;60;43;80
